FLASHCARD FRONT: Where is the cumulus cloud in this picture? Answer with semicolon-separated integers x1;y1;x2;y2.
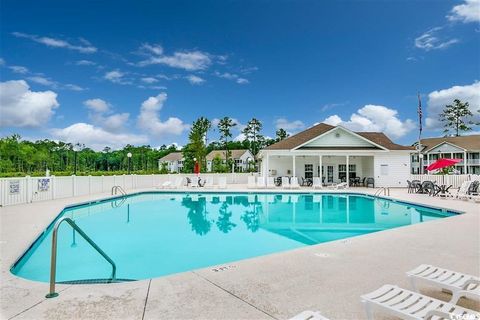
75;60;96;66
141;77;158;84
426;81;480;129
414;27;459;51
213;71;249;84
447;0;480;23
0;80;59;128
104;70;129;84
51;123;147;151
28;76;57;87
137;93;189;136
12;32;97;53
275;118;305;131
185;75;205;85
84;98;110;113
138;43;211;71
9;65;29;74
323;105;415;139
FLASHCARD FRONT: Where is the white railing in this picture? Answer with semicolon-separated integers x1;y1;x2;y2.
0;173;258;207
409;174;479;188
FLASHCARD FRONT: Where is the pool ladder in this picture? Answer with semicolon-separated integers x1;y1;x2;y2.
374;187;390;197
111;185;127;196
46;217;116;298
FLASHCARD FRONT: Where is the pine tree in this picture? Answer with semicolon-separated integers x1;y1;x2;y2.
439;99;474;136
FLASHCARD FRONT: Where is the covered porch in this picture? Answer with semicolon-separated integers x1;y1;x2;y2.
260;152;375;186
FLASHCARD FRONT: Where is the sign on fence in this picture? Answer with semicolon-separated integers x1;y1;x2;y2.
9;180;20;194
37;178;50;192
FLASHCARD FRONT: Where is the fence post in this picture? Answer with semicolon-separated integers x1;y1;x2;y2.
51;175;56;200
88;175;92;194
72;175;77;197
26;175;32;203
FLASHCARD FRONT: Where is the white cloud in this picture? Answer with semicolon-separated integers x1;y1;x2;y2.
414;27;459;51
9;65;29;74
323;105;415;139
275;118;305;131
426;81;480;129
64;84;85;91
75;60;96;66
0;80;59;128
27;76;57;87
138;43;212;71
51;123;147;151
137;93;189;136
100;113;130;132
214;71;249;84
0;58;5;66
447;0;480;23
104;70;128;84
141;77;158;84
84;98;110;113
12;32;97;53
236;78;249;84
186;75;205;85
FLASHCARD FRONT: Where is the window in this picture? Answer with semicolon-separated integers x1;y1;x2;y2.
305;164;313;179
338;164;356;180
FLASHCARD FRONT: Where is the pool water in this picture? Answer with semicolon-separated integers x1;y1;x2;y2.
11;192;455;283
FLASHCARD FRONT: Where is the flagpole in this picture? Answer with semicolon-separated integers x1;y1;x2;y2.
417;92;423;174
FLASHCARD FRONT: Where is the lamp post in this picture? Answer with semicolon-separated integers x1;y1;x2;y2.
127;152;132;174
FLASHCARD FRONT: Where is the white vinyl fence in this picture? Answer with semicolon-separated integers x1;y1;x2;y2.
0;173;257;207
409;174;480;189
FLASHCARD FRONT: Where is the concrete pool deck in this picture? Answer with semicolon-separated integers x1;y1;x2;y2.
1;186;479;320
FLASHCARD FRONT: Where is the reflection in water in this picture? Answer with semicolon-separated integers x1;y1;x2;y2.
182;197;212;236
216;202;236;233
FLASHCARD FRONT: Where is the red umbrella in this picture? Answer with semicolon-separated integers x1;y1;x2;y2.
194;161;200;175
427;158;462;171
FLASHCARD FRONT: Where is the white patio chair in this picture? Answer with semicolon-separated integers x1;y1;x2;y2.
282;176;291;189
456;180;473;200
256;176;266;188
217;176;227;189
247;176;256;189
266;177;276;188
289;310;329;320
190;176;200;188
203;177;214;188
333;182;347;190
407;264;480;300
361;284;480;320
312;177;323;189
290;176;300;189
156;180;172;189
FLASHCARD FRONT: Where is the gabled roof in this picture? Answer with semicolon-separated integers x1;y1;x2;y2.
159;152;183;161
419;135;480;153
206;149;250;161
264;123;413;151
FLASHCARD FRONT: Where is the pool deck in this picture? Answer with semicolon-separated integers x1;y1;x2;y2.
1;186;479;320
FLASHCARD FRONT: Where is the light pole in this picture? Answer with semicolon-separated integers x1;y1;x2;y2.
127;152;132;174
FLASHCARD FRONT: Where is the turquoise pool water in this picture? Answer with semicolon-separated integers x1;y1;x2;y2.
11;192;456;283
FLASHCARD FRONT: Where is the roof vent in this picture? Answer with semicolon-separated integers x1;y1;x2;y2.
335;133;341;138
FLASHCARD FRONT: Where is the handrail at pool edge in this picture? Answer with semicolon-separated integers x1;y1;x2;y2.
46;216;116;298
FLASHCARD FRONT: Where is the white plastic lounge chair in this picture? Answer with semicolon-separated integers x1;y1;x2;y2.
407;264;480;300
312;177;323;189
256;176;266;188
290;176;300;189
267;177;276;188
456;180;473;200
282;177;291;189
361;284;480;320
247;176;256;189
333;182;347;190
172;177;184;189
289;310;329;320
281;194;290;203
217;176;227;189
203;177;214;188
156;180;172;189
190;176;200;188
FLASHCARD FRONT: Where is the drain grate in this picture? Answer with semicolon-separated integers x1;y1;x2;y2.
58;278;136;285
211;265;237;272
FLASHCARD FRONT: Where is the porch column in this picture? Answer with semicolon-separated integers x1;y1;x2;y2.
319;155;323;178
265;154;269;178
292;155;296;177
346;155;349;188
463;151;467;174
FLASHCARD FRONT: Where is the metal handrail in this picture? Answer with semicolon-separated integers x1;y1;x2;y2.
111;185;127;195
374;187;390;196
46;217;116;298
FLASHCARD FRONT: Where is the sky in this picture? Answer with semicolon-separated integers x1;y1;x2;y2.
0;0;479;150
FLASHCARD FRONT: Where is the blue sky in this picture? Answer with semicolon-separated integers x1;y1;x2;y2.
1;0;479;150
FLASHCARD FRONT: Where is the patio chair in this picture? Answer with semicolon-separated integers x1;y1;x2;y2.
282;176;291;189
334;182;347;189
190;176;200;187
365;178;374;188
312;177;323;189
289;310;329;320
203;177;214;188
467;180;479;196
266;177;276;188
157;180;172;189
290;176;300;189
456;180;473;199
406;180;413;193
217;176;227;189
361;177;366;187
185;177;191;187
406;264;480;302
361;284;480;320
247;176;256;189
256;176;266;188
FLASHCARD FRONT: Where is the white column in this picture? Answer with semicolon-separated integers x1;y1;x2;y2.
346;155;349;188
319;155;323;178
292;155;296;177
265;154;269;179
463;151;467;174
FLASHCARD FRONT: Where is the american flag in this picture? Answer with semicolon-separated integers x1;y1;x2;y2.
417;92;422;135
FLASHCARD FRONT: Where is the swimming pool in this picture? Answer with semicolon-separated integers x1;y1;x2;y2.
11;192;456;283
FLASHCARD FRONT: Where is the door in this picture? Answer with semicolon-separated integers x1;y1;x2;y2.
305;164;313;179
327;165;334;183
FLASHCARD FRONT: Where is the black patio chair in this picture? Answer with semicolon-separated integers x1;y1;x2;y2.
361;177;366;187
366;177;374;188
467;180;479;195
406;180;413;193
